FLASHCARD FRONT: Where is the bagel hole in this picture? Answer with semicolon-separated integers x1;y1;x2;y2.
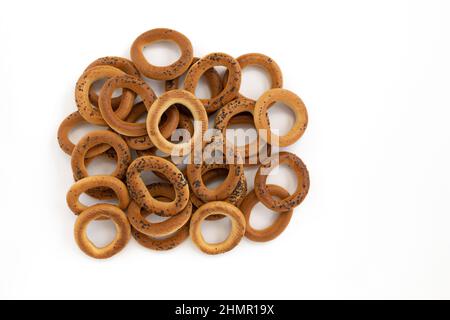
171;154;189;173
130;149;140;161
144;78;165;96
143;197;172;223
208;112;217;131
175;105;191;116
171;130;189;145
79;193;119;207
166;107;190;146
134;95;143;104
158;112;168;126
171;106;197;139
151;149;170;160
143;40;181;67
86;219;117;248
227;112;258;147
267;102;295;137
69;123;109;146
91;79;123;98
204;169;228;190
175;71;188;89
215;66;228;79
153;149;171;158
203;147;226;165
140;170;167;185
250;202;280;230
86;153;117;176
266;163;298;196
210;66;227;97
211;149;224;160
135;112;148;124
173;69;214;100
145;214;170;223
201;216;232;244
194;75;212;99
241;65;271;100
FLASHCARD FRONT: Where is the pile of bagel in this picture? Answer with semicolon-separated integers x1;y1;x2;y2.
57;28;310;259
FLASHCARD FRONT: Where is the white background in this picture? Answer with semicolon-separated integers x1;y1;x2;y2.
1;0;449;300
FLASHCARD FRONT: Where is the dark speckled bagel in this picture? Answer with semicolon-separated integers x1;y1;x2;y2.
186;146;244;202
71;130;131;182
190;166;247;221
75;65;135;126
82;149;122;200
126;156;190;216
99;75;157;137
57;111;111;158
130;28;193;80
184;53;241;113
254;152;310;213
165;57;223;97
85;56;140;109
131;202;190;252
223;53;283;102
127;183;192;237
67;175;130;216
